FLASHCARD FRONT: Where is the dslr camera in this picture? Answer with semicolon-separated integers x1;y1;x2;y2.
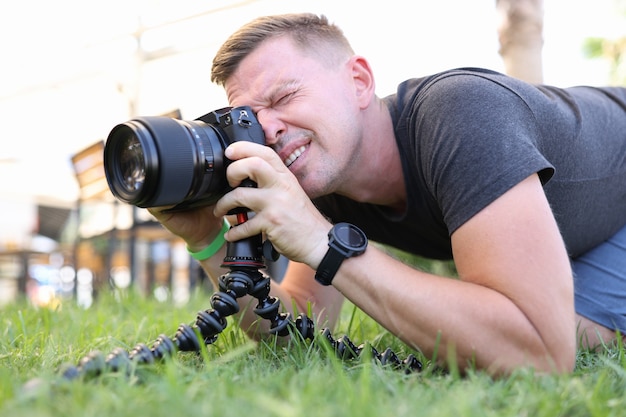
103;106;264;212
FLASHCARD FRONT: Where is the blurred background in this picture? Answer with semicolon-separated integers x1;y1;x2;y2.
0;0;624;308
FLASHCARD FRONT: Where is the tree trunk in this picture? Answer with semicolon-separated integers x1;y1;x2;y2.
496;0;544;84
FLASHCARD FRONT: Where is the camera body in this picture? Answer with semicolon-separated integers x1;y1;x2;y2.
103;106;264;212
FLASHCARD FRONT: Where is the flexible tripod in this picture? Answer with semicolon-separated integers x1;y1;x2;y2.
60;212;422;381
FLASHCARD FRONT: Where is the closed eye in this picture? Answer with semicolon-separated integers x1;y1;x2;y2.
275;91;296;106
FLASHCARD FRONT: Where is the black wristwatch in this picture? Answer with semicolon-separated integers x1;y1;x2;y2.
314;223;368;286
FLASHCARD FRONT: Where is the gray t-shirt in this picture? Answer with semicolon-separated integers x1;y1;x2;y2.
313;68;626;259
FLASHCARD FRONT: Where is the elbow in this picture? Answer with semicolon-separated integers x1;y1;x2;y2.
526;333;577;375
487;346;575;377
544;316;578;374
548;341;576;374
529;306;577;374
489;331;577;376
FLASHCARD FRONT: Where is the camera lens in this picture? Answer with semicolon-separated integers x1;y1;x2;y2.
118;134;146;193
104;116;228;209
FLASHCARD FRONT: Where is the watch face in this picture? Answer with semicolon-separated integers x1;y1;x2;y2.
336;223;367;248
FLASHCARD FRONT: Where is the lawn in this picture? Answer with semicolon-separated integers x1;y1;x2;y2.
1;288;625;417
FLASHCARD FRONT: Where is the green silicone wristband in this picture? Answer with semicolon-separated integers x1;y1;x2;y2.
187;219;230;261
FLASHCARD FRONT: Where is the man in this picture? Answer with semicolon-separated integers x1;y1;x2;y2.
149;13;626;375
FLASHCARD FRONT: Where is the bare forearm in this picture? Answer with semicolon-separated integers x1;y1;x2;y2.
332;246;575;374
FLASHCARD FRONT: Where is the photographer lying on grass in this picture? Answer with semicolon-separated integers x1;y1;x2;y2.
149;13;626;375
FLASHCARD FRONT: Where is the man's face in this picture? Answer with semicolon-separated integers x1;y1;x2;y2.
224;36;365;198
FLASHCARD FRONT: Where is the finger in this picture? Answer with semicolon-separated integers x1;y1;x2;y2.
223;214;262;242
225;155;270;188
226;141;287;172
147;204;176;214
213;186;268;218
147;205;176;221
226;158;297;200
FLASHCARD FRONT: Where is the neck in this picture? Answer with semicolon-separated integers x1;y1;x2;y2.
337;99;406;210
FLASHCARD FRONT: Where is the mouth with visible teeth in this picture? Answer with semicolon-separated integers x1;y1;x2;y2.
283;145;307;168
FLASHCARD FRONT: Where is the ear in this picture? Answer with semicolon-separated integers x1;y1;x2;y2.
348;55;376;109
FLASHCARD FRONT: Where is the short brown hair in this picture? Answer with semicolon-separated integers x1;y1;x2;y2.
211;13;354;86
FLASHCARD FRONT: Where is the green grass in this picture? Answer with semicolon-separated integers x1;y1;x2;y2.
2;289;626;417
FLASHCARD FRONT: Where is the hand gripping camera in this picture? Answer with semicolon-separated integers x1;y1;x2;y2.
103;106;264;211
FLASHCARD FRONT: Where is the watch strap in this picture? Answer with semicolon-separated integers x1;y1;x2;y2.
314;246;344;286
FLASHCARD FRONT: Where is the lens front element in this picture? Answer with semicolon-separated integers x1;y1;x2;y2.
104;120;160;207
118;134;146;193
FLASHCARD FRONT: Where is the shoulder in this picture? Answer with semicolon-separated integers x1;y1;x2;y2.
390;68;528;105
418;68;533;112
386;68;538;134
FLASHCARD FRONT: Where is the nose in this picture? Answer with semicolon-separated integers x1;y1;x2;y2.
256;108;285;146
